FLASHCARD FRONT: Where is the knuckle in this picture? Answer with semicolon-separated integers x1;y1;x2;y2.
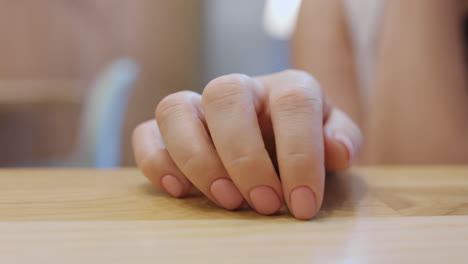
132;121;149;141
155;93;189;123
283;69;320;87
205;74;250;90
202;74;250;107
271;86;322;112
132;122;148;147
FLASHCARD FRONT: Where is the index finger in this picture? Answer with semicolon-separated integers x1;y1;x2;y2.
257;70;330;220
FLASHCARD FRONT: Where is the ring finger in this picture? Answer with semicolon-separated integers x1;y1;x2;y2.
156;90;245;210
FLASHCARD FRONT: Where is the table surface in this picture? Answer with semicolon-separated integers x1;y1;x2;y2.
0;167;467;264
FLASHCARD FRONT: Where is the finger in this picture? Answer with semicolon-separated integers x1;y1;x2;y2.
156;91;245;210
260;70;330;220
324;108;363;171
202;74;283;215
132;120;191;198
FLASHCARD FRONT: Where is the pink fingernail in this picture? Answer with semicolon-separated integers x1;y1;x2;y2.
290;186;317;220
210;178;244;210
333;132;356;166
161;175;184;198
249;186;281;215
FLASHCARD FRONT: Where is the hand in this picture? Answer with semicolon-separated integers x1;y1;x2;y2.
132;70;363;220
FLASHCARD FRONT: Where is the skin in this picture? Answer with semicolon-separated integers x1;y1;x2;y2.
366;0;468;163
133;71;363;220
294;0;468;164
291;0;361;126
133;0;466;219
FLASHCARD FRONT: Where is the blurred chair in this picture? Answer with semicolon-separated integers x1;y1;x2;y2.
73;58;139;168
22;58;139;168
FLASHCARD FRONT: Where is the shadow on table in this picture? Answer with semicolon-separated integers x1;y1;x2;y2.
139;170;368;220
318;171;368;218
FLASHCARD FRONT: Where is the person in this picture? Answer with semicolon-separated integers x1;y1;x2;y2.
293;0;468;164
132;0;468;220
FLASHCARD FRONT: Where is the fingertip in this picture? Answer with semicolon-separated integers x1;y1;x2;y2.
135;140;192;199
210;178;245;210
332;131;356;167
249;186;282;215
139;157;191;198
290;186;318;220
161;174;186;198
323;108;363;172
324;129;353;172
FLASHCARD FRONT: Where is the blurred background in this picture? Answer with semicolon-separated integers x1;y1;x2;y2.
0;0;295;167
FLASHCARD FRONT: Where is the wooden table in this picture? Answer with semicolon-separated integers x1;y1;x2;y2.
1;167;467;263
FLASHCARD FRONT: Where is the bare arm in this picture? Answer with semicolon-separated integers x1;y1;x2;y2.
292;0;361;125
367;0;468;164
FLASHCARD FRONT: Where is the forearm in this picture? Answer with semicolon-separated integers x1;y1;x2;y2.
291;0;361;124
367;0;468;164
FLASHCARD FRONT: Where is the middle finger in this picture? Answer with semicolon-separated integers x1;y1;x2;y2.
202;74;283;215
260;70;328;220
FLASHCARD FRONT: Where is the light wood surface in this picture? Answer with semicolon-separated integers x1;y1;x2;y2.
1;167;467;263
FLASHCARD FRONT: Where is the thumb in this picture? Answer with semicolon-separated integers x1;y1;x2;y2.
323;108;363;172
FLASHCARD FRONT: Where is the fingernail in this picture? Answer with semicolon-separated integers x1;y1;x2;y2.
210;178;244;210
249;186;281;215
161;175;184;198
333;132;356;166
290;186;317;220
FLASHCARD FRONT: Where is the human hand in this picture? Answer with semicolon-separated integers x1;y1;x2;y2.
132;70;363;220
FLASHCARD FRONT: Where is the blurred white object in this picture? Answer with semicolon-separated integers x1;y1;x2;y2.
263;0;302;40
343;0;384;105
75;58;139;168
21;58;139;168
201;0;289;85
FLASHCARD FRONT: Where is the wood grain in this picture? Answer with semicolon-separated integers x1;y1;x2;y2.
0;167;467;263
